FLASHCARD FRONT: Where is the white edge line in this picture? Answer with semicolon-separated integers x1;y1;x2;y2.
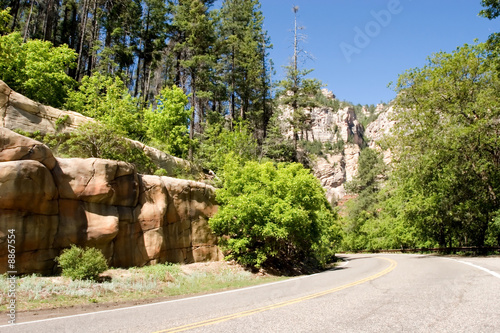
443;258;500;279
2;259;349;328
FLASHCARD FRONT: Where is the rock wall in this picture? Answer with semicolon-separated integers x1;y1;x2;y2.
279;90;366;204
365;105;396;165
279;91;394;204
0;128;220;275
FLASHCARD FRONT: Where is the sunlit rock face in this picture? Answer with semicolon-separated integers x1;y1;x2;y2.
0;127;221;275
279;93;394;205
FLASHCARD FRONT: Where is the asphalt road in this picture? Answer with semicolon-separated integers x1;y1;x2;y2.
2;254;500;332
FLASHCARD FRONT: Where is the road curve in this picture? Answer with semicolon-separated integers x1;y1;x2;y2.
2;254;500;332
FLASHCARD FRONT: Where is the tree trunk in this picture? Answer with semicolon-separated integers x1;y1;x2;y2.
9;0;21;31
189;73;196;161
23;0;35;42
134;56;142;97
230;46;235;129
261;39;269;140
76;0;90;80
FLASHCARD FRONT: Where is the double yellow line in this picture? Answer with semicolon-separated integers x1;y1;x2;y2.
154;257;397;333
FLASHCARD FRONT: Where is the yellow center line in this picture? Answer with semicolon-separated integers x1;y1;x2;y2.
153;257;397;333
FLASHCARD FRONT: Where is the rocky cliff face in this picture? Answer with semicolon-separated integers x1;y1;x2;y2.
279;90;392;204
365;105;396;165
0;128;220;275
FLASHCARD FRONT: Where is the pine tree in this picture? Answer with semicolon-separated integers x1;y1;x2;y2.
133;0;169;102
173;0;216;159
217;0;272;133
276;6;321;159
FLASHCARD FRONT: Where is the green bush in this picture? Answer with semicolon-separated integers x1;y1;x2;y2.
195;121;258;174
144;85;193;158
300;140;324;156
65;73;145;140
61;122;156;174
210;159;342;269
55;245;108;281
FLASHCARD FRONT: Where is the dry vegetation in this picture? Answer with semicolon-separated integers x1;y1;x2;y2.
0;261;284;312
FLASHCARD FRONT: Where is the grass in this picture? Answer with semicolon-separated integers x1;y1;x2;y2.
0;262;285;312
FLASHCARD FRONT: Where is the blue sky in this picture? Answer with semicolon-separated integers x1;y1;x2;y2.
216;0;499;105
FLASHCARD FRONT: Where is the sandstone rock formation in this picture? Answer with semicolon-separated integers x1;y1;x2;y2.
278;93;395;204
365;105;395;164
0;128;220;275
279;90;367;204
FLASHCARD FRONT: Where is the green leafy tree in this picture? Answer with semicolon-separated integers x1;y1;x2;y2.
210;160;341;268
65;73;145;140
480;0;500;75
97;0;141;80
342;148;386;251
480;0;500;19
144;85;193;158
133;0;169;101
261;109;296;163
389;42;500;248
173;0;216;159
0;7;11;35
217;0;272;129
276;66;322;157
195;120;258;174
0;32;76;107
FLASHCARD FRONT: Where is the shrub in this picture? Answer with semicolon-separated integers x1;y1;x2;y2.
55;245;108;281
210;159;342;269
195;121;258;174
300;140;323;156
61;122;156;174
144;85;193;158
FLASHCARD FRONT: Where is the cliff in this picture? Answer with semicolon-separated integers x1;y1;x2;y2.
279;90;393;204
365;104;396;165
0;128;221;275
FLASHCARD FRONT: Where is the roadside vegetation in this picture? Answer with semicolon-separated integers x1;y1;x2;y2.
340;2;500;253
0;262;284;312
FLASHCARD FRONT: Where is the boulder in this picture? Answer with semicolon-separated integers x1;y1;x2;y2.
0;127;57;169
0;85;222;274
0;210;58;254
56;200;120;260
0;160;58;215
0;210;59;274
55;199;89;249
130;175;169;265
112;206;148;267
53;158;139;207
134;175;168;231
0;80;93;135
0;81;11;115
163;177;220;262
0;80;200;177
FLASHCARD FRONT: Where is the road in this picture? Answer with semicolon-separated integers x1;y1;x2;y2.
2;254;500;332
